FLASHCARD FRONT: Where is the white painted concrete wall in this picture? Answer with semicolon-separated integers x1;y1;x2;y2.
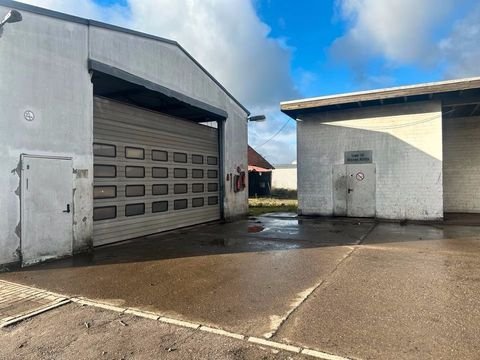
89;26;249;219
297;101;443;220
272;166;297;190
0;7;93;265
443;116;480;212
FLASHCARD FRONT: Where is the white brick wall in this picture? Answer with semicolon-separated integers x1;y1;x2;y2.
443;116;480;213
298;101;443;220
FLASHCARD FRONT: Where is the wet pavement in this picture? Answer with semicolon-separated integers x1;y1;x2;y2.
1;216;480;359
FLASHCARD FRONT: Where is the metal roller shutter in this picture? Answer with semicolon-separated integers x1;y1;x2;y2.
93;97;220;246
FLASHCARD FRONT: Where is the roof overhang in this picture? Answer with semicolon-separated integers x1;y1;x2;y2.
248;166;272;172
89;60;228;122
281;77;480;120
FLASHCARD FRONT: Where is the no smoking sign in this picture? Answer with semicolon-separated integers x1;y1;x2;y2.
356;172;365;181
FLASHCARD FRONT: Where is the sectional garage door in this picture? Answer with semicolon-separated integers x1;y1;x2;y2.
92;97;220;246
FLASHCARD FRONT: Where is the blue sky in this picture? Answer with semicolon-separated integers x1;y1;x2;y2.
254;0;478;97
24;0;480;164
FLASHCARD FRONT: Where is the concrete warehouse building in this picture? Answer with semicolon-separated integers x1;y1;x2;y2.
0;0;249;267
281;77;480;220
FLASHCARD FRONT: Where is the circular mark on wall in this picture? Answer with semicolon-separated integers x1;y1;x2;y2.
356;172;365;181
24;110;35;122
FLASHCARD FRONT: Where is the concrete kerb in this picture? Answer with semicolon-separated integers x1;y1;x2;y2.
57;297;354;359
3;283;351;360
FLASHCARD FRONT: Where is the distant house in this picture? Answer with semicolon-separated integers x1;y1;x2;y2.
248;146;274;197
272;164;297;191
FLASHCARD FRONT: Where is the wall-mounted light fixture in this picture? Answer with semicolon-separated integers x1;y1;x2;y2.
0;9;22;29
248;115;266;122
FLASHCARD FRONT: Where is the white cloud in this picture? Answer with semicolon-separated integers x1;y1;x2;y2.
439;4;480;78
125;0;298;108
331;0;456;78
20;0;298;162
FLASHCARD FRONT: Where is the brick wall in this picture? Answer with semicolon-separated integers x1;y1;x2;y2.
297;101;443;220
443;116;480;213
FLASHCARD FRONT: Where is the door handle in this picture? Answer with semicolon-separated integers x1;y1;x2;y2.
63;204;70;213
347;188;353;194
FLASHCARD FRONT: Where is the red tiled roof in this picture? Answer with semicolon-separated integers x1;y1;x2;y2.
248;146;274;170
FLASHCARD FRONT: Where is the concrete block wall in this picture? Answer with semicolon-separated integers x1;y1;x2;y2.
297;101;443;220
443;116;480;212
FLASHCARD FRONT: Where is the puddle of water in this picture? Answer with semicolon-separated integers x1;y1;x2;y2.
248;225;265;233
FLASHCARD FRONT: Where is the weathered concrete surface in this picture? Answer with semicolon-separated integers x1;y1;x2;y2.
275;223;480;360
0;217;372;338
2;217;479;359
0;303;309;360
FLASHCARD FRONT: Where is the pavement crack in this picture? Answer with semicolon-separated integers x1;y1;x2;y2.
356;222;378;245
268;244;360;339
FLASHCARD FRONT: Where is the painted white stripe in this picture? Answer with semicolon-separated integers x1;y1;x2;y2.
199;326;244;340
158;316;200;329
73;298;126;313
125;308;160;320
247;337;301;353
301;348;352;360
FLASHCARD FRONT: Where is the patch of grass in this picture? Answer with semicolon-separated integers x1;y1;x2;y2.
248;198;298;216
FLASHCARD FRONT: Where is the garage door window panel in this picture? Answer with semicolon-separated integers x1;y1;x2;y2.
152;201;168;213
207;156;218;165
192;183;204;193
125;147;145;160
94;143;116;157
208;183;218;192
152;184;168;195
174;168;188;178
174;184;188;194
94;206;117;221
192;155;204;164
174;152;187;163
174;199;188;210
192;169;204;178
94;165;116;178
207;170;218;179
152;167;168;178
192;198;204;208
94;186;117;199
126;185;145;197
208;196;219;205
126;166;145;178
152;150;168;162
125;203;145;217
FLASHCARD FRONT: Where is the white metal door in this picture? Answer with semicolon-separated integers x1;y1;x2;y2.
346;164;376;217
21;155;73;266
333;165;347;216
